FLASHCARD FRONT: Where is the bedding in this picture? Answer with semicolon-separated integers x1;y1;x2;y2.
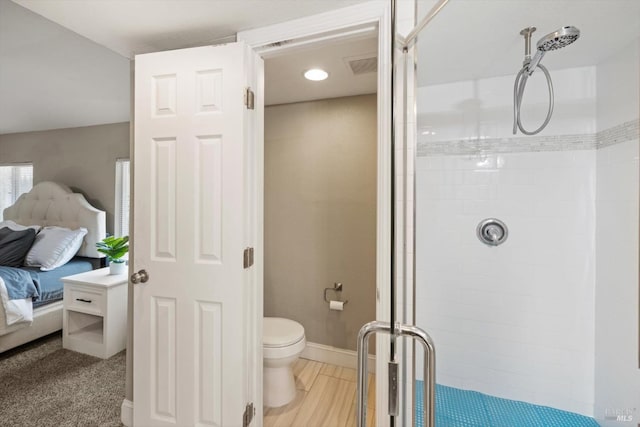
0;267;40;301
0;227;37;267
0;259;93;331
0;266;40;327
0;220;41;232
24;226;88;271
24;258;94;308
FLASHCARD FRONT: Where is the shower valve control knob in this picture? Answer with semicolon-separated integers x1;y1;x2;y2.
477;219;508;246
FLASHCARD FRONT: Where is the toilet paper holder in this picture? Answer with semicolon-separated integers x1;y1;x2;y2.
324;282;349;305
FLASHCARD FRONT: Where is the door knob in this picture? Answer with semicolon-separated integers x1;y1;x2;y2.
131;269;149;284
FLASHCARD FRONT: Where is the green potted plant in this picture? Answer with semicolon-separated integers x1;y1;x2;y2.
96;235;129;275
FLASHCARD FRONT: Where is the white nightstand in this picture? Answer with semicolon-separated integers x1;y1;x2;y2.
62;267;128;359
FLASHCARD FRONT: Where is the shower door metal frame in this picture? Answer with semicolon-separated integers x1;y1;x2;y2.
356;0;451;426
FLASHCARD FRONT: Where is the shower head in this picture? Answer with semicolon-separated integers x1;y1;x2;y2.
513;26;580;135
536;26;581;52
526;26;580;74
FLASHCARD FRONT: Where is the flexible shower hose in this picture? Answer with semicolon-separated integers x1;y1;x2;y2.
513;63;554;135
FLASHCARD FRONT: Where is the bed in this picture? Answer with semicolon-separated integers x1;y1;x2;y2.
0;181;106;353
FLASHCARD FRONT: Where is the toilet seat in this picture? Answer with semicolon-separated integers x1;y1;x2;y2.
263;317;305;348
263;336;306;360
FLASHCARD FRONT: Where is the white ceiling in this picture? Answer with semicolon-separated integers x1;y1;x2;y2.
12;0;369;58
2;0;639;134
265;37;378;106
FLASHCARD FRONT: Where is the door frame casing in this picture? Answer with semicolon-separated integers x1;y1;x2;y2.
244;46;265;426
239;1;393;425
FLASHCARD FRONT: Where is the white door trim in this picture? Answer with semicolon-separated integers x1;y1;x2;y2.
239;2;392;426
238;1;388;54
245;46;265;426
120;399;133;427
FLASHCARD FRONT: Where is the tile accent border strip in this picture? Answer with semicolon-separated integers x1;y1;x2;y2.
417;119;639;156
597;119;640;149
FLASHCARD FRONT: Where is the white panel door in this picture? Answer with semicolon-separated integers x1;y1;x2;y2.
133;42;259;427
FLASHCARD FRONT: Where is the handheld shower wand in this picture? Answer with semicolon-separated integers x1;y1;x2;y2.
528;26;581;74
513;26;580;135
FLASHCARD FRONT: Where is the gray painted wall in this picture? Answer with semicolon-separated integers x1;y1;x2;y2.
0;122;130;234
264;94;377;351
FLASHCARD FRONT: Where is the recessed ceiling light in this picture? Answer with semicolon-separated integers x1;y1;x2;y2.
304;68;329;81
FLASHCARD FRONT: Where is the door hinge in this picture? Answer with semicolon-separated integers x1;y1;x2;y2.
244;87;255;110
388;360;399;416
243;402;255;427
243;247;254;269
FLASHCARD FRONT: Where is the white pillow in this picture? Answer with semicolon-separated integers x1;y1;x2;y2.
24;226;88;271
0;220;41;233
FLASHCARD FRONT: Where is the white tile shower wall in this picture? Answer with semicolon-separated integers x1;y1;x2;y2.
594;38;640;427
415;150;597;416
594;140;640;426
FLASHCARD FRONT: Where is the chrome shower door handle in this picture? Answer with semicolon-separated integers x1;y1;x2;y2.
131;269;149;284
356;321;436;427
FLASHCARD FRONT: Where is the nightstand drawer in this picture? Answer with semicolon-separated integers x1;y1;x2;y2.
66;286;105;315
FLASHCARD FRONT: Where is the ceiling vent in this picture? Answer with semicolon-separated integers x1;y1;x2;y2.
264;39;292;49
347;56;378;75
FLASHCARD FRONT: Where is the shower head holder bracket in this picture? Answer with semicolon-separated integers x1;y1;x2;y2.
519;26;537;65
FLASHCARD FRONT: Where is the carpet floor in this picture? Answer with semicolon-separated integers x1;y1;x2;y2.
0;332;125;427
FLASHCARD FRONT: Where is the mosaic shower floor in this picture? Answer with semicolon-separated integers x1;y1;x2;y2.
415;382;600;427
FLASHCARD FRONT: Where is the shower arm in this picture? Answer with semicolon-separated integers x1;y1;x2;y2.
519;27;546;76
521;26;535;64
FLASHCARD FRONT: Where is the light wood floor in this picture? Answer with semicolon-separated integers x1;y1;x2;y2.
264;358;376;427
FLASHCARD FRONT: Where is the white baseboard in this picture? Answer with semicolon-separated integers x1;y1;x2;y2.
121;399;133;427
301;341;376;373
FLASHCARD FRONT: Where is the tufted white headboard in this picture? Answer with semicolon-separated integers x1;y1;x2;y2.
3;181;106;259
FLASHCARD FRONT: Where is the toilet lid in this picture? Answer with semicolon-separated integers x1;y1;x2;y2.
263;317;305;348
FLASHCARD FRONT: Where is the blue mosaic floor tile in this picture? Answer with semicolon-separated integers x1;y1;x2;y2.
484;396;546;427
415;382;600;427
437;386;490;426
533;405;600;427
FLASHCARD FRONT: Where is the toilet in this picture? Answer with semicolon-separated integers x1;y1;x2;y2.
263;317;306;408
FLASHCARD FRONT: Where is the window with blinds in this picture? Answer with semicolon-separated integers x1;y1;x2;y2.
115;159;130;237
0;164;33;221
